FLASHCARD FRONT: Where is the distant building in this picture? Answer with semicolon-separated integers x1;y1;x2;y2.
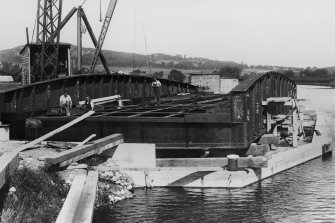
0;75;14;82
190;73;239;94
19;43;71;85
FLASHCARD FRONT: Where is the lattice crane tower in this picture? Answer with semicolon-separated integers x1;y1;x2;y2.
35;0;63;81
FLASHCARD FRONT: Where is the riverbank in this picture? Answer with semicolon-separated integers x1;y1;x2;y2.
0;141;135;223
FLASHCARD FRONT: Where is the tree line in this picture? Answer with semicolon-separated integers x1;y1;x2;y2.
0;61;21;78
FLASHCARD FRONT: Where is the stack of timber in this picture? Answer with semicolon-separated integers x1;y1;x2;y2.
17;111;95;152
44;134;124;167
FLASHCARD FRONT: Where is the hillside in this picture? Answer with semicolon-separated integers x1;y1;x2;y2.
0;45;239;70
0;45;23;64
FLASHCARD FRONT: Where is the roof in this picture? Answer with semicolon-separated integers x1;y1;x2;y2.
20;42;72;54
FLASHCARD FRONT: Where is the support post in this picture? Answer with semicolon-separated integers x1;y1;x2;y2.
81;10;111;74
26;27;30;44
266;111;271;133
292;109;298;147
77;6;82;73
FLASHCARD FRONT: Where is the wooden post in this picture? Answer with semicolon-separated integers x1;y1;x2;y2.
26;27;30;44
77;6;82;73
266;112;271;133
292;109;298;147
75;134;96;148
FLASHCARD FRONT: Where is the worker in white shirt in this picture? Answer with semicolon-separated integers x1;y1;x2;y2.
151;78;162;107
59;91;72;116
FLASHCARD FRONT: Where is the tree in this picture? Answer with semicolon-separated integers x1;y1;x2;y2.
151;71;164;79
130;69;141;75
168;69;186;83
313;68;329;78
283;70;295;78
218;66;242;79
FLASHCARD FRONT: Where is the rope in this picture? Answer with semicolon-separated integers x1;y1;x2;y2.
132;0;137;71
81;0;88;6
141;11;152;75
100;0;102;22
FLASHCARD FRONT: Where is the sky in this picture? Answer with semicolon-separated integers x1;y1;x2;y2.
1;0;335;68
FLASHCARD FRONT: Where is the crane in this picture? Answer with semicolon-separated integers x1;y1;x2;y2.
89;0;118;74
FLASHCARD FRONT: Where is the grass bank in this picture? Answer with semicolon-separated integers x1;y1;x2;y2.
0;167;69;223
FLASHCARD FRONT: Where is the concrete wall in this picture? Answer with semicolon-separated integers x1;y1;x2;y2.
191;75;238;94
103;143;156;168
191;74;221;94
220;78;239;94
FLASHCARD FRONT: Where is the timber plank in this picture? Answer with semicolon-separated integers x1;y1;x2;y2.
17;111;95;152
0;152;19;190
44;134;124;167
56;173;87;223
74;171;99;223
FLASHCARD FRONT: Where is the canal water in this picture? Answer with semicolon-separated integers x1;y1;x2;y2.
94;85;335;223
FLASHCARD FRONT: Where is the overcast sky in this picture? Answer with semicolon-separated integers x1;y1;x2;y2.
1;0;335;68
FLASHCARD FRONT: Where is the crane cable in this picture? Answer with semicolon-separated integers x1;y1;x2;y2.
100;0;103;22
132;0;137;71
141;9;152;75
81;0;88;6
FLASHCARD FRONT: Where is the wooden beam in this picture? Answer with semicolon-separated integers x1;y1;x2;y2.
266;97;291;103
17;111;95;152
78;95;120;105
44;134;124;167
74;171;99;223
75;134;96;148
0;152;19;190
156;157;268;168
56;172;87;223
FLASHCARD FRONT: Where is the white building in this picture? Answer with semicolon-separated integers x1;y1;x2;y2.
0;75;14;82
190;73;239;94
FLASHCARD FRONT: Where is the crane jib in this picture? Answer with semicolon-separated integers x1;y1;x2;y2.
90;0;118;74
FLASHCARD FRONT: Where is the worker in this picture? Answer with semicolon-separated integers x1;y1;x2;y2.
59;90;72;116
84;96;94;111
151;78;162;107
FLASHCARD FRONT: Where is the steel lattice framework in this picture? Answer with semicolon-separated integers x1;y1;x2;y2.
90;0;117;74
36;0;63;81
